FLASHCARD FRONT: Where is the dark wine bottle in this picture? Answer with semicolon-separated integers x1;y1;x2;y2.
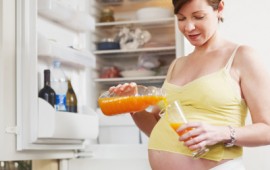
38;69;56;107
66;79;77;113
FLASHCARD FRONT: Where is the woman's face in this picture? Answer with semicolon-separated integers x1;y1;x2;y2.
176;0;222;47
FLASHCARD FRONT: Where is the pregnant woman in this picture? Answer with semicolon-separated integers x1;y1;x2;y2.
109;0;270;169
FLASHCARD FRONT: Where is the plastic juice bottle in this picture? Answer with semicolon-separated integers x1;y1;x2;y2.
98;85;166;116
50;60;68;111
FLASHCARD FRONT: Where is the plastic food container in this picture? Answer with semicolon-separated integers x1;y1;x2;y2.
120;69;156;78
96;39;120;50
100;0;123;3
136;7;172;21
98;85;166;116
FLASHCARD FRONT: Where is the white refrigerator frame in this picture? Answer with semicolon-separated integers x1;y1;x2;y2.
15;0;98;153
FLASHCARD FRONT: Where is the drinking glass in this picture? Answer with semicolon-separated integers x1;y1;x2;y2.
165;100;209;158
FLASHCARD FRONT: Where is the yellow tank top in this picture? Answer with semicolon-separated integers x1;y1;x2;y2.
148;45;248;161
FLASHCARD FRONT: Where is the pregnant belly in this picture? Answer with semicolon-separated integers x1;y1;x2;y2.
148;149;229;170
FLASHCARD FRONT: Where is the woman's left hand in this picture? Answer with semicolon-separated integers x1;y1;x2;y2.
177;122;228;151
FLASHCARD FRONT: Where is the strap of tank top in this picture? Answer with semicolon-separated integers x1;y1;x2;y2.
165;58;178;81
225;45;241;71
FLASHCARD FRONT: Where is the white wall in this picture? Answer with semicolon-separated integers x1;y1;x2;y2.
220;0;270;69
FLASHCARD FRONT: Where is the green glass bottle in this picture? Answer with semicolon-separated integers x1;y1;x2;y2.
66;79;77;113
38;69;56;107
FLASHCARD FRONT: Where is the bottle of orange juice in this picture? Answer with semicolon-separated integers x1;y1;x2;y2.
98;85;165;116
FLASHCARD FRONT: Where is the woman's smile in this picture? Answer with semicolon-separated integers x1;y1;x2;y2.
188;33;200;40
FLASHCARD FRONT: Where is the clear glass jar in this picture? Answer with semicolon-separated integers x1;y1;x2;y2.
100;8;115;22
98;85;166;116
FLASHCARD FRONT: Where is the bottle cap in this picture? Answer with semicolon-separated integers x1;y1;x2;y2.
53;60;61;68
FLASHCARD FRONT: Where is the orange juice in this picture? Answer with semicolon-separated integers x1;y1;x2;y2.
169;122;192;137
98;95;165;116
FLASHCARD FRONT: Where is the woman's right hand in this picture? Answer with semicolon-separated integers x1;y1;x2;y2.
109;82;138;96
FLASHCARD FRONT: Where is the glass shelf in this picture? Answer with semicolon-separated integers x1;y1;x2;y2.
94;46;176;57
95;76;166;85
96;0;155;6
95;17;174;28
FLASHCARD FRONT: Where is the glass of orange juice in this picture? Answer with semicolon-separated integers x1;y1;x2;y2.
165;100;209;158
98;85;166;116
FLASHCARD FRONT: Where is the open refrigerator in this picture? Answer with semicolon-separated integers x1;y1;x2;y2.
0;0;183;169
2;0;270;170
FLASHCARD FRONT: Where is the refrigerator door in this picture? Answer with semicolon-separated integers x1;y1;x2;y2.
0;0;95;160
15;0;98;152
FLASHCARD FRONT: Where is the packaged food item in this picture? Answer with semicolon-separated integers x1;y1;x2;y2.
99;66;121;78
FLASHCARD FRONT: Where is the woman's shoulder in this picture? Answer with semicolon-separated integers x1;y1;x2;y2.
169;56;188;71
235;44;261;65
234;44;266;74
165;56;187;81
237;45;257;56
223;40;255;56
169;56;187;67
174;55;189;64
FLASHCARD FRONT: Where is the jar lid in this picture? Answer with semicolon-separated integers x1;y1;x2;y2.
101;8;114;15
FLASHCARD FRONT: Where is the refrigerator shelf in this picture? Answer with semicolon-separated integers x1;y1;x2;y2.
38;36;96;68
94;46;176;55
94;76;166;85
95;17;174;27
38;98;99;141
38;0;94;32
96;0;165;7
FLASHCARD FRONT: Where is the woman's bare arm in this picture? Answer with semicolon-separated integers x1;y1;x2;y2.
234;45;270;146
131;106;161;137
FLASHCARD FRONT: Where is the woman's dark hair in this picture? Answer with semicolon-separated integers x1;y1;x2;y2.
172;0;189;14
172;0;223;21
